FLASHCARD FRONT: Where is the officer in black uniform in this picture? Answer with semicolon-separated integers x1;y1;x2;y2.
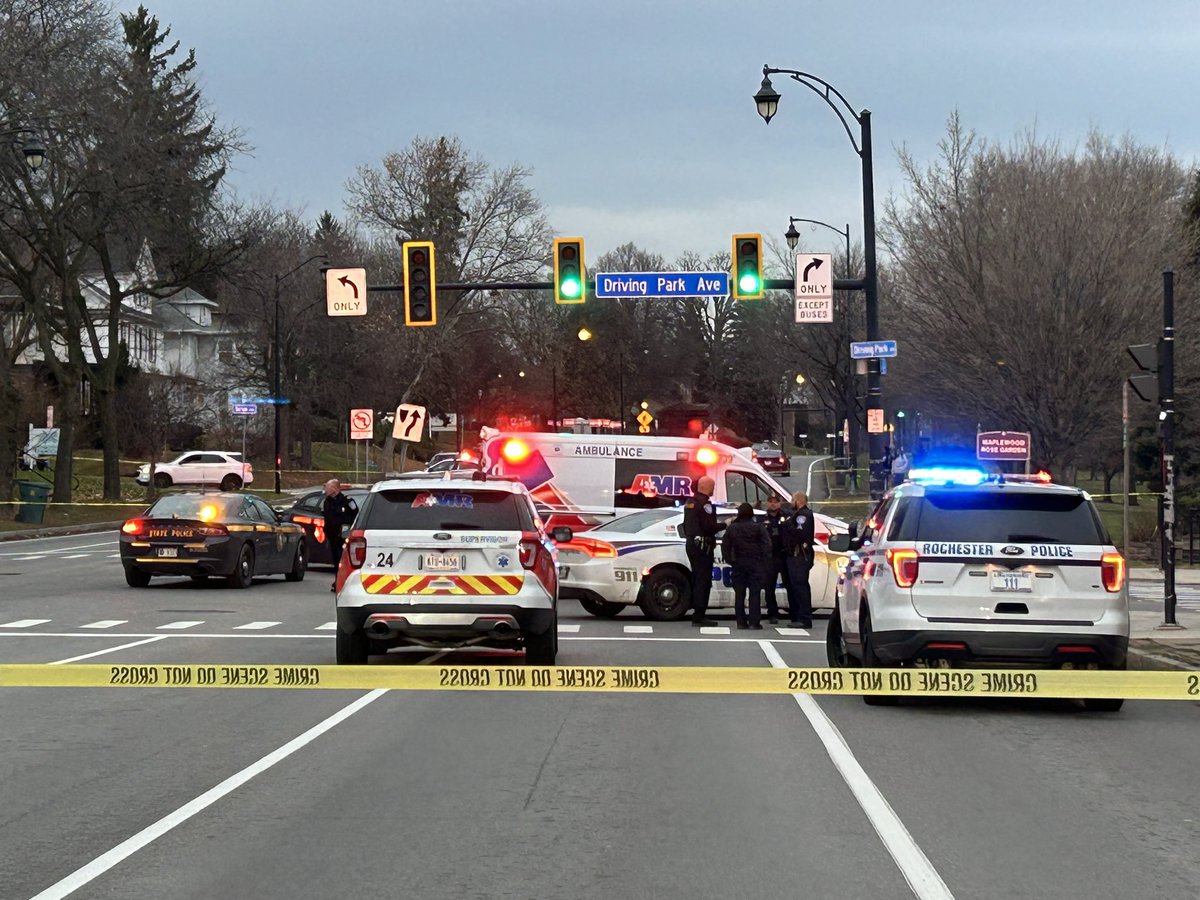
758;494;791;625
322;479;358;592
782;490;816;627
682;475;724;627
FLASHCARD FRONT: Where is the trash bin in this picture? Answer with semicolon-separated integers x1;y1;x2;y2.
15;480;51;524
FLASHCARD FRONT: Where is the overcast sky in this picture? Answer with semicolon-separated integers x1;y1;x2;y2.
129;0;1200;263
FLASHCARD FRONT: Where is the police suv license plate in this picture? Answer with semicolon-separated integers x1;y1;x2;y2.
157;547;178;558
423;553;462;572
990;570;1031;592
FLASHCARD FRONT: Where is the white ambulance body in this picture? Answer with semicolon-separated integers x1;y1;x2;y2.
479;432;793;530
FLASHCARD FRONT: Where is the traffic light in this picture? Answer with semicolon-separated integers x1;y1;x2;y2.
403;240;437;326
731;233;763;299
554;237;585;304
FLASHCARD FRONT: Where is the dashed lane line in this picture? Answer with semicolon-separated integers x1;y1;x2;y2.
156;621;204;630
557;624;581;633
315;622;337;631
0;619;51;628
623;625;654;634
81;621;128;629
759;640;955;900
233;621;281;631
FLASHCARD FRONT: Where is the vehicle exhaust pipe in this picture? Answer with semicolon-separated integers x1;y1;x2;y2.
490;621;516;638
368;620;393;638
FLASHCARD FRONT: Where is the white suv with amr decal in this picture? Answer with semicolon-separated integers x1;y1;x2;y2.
334;475;569;665
828;468;1129;711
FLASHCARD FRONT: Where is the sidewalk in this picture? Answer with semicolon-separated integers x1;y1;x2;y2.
0;521;123;542
1129;565;1200;585
1128;606;1200;671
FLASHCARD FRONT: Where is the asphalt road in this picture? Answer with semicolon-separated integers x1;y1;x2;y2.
2;527;1199;899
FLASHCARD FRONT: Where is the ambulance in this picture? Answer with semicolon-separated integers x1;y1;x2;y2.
479;431;796;530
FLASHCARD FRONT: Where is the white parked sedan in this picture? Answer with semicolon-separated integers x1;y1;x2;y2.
557;507;847;620
136;451;253;491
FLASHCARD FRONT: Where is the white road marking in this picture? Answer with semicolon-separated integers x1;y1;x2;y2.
777;626;811;635
81;620;128;629
759;640;954;900
315;622;337;630
0;540;116;557
805;454;831;499
622;625;654;634
13;555;47;561
557;623;581;633
0;630;820;644
234;621;281;630
699;626;730;634
0;619;51;628
108;553;122;559
50;636;167;664
26;688;389;900
61;554;90;559
156;621;203;630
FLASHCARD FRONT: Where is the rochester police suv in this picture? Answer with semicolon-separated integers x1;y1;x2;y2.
828;467;1129;711
334;474;568;665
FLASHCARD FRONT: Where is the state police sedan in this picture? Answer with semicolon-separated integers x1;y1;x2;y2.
120;492;307;588
557;507;847;621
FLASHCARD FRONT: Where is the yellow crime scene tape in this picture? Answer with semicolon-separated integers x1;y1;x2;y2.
0;664;1196;700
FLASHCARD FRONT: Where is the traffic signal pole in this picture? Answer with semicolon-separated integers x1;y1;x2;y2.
1161;270;1177;627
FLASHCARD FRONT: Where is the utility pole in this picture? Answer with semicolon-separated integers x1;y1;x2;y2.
1160;270;1177;627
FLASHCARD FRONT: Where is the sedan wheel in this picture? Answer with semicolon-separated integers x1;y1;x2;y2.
638;569;691;621
579;596;624;618
285;541;306;582
226;544;254;589
826;605;856;667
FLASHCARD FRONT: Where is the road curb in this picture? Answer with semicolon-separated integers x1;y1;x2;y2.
1128;643;1200;672
0;522;122;542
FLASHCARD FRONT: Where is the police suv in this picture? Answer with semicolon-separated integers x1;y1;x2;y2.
334;474;569;665
828;467;1129;711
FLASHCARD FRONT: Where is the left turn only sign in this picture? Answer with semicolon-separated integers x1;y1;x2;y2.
326;268;367;316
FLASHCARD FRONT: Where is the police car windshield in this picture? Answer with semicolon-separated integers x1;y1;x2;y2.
595;509;678;534
361;489;528;531
893;491;1107;545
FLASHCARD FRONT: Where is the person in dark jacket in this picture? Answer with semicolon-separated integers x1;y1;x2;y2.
322;479;358;592
682;476;725;627
721;502;771;629
758;494;792;625
781;490;815;627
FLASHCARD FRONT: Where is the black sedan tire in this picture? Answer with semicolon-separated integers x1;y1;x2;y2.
226;543;255;589
861;607;899;706
124;565;151;588
284;541;306;582
153;472;171;489
638;569;691;621
220;474;242;491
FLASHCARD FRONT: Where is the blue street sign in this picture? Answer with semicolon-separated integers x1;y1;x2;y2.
232;403;258;416
880;358;888;375
850;340;898;359
593;271;729;299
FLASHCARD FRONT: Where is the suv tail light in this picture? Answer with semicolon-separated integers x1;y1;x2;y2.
557;536;617;558
1100;552;1126;592
519;536;539;568
335;529;367;594
520;531;557;595
887;548;920;588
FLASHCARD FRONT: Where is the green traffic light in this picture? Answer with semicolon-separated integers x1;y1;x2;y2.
560;278;581;298
738;273;760;293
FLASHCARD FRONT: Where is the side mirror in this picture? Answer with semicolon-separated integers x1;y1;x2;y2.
828;533;852;553
847;519;861;539
551;526;574;543
675;523;686;538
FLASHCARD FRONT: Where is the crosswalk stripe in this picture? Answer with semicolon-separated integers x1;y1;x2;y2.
157;621;203;630
623;625;654;634
699;626;730;634
777;627;811;635
234;621;281;630
557;624;581;633
81;620;127;629
0;619;51;628
315;622;337;631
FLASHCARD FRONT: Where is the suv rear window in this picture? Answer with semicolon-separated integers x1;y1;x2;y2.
892;490;1107;545
360;489;531;531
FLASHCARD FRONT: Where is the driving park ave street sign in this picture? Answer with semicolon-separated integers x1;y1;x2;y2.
794;253;833;323
593;272;729;299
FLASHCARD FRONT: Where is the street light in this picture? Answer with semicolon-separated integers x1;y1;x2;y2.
780;373;806;449
0;125;47;170
273;253;328;493
756;65;885;498
784;218;851;274
576;323;626;433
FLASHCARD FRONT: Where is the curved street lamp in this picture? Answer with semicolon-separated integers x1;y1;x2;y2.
784;218;851;276
0;126;47;170
755;64;885;498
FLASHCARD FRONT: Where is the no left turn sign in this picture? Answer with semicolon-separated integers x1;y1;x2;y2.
350;408;374;440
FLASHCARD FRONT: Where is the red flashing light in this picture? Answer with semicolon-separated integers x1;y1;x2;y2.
121;519;143;535
501;438;531;463
887;548;920;588
696;447;718;466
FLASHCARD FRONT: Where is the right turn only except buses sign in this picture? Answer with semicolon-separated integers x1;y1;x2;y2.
976;430;1031;461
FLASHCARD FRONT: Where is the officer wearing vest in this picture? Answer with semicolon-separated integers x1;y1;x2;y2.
682;475;724;627
781;490;815;627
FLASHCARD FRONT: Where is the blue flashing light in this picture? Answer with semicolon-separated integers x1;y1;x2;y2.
907;465;987;486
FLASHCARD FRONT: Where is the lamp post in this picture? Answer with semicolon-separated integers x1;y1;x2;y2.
781;373;805;450
273;254;327;494
784;218;850;271
756;65;885;498
0;125;47;171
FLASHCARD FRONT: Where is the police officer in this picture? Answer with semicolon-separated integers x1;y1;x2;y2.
781;490;815;627
682;475;724;627
721;502;771;629
757;494;791;625
322;479;358;592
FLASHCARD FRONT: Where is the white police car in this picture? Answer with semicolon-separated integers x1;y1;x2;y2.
827;466;1130;710
557;507;846;621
